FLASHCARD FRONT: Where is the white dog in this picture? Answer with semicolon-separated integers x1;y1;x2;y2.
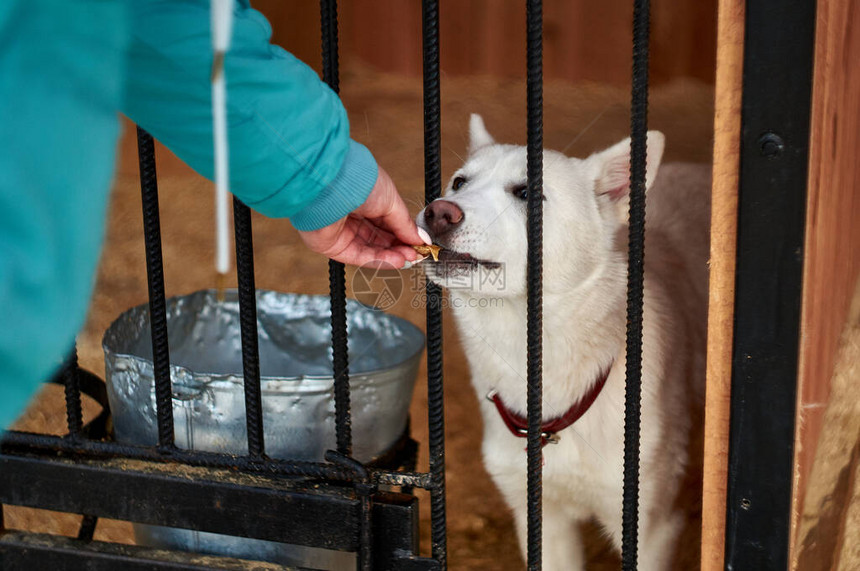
416;115;709;569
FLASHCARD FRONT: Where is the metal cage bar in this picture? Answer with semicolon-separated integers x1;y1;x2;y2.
321;0;353;459
0;450;420;554
2;431;421;484
60;346;84;439
525;1;544;570
137;127;176;451
0;532;297;571
319;4;382;569
622;0;651;568
77;515;98;542
58;345;101;541
421;0;448;566
233;198;265;458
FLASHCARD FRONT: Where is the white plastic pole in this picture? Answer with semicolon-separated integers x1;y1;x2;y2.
211;0;233;277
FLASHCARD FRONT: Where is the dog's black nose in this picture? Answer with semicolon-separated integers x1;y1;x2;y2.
424;200;464;237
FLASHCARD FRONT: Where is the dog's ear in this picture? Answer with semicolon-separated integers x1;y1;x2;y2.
469;114;496;154
591;131;665;201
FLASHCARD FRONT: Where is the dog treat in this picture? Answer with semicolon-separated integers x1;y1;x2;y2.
413;244;442;261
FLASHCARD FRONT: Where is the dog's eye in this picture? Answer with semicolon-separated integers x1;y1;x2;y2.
512;183;529;201
451;176;467;191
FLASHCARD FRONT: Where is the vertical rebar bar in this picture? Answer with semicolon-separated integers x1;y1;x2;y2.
525;1;544;569
422;0;447;566
320;0;340;94
59;351;101;539
320;2;368;567
61;346;84;439
233;198;265;458
357;486;373;571
320;0;352;459
137;127;175;451
77;514;98;541
623;0;650;568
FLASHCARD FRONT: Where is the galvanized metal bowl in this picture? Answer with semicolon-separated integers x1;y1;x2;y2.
102;289;424;567
103;289;424;462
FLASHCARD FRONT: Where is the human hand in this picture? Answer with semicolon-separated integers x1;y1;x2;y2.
298;167;430;269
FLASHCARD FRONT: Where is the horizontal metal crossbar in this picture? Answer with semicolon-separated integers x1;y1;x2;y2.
0;531;306;571
0;432;432;490
0;531;441;571
0;453;358;550
0;451;419;558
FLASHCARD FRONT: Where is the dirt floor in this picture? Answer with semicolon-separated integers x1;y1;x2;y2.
5;68;716;569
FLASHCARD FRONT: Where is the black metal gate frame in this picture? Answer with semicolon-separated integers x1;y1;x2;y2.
0;1;440;568
0;0;816;569
725;0;816;568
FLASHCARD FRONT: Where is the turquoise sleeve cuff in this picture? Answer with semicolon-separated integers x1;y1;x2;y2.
288;141;378;231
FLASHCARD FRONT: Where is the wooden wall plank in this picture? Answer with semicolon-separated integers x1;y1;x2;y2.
791;0;860;565
701;0;744;568
257;0;716;86
795;278;860;571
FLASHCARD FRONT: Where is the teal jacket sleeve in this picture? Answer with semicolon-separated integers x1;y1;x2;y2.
122;0;377;231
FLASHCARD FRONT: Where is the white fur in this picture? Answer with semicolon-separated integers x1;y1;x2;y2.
416;114;710;569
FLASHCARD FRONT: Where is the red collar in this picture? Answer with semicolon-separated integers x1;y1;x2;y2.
487;365;612;448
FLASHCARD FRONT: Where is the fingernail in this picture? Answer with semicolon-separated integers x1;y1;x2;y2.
400;260;413;270
418;227;432;245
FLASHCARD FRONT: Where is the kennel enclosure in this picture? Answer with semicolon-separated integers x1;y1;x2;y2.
1;0;859;569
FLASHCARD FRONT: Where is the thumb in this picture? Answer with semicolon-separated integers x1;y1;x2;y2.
362;167;427;246
382;191;426;246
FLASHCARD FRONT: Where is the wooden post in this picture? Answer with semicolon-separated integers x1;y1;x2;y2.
701;0;744;568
